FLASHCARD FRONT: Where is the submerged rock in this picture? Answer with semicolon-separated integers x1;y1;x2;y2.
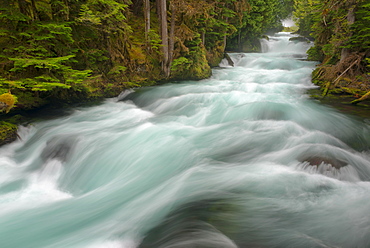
41;136;78;162
139;199;240;248
299;156;347;169
289;36;311;43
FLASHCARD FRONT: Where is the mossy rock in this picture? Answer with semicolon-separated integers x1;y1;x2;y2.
0;121;18;146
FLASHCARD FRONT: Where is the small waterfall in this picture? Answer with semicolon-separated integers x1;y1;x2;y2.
260;38;270;53
260;32;313;59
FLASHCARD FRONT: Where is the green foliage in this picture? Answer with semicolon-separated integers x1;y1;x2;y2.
148;30;162;51
307;45;324;61
292;0;319;37
0;0;134;111
294;0;369;100
0;0;301;112
293;0;369;57
170;31;211;80
78;0;130;31
346;1;370;51
171;57;191;72
227;0;291;52
0;2;93;98
108;65;127;75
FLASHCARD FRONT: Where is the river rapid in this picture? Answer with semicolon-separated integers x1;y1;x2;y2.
0;33;370;248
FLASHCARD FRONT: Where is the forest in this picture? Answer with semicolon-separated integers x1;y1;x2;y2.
0;0;369;144
293;0;369;104
0;0;291;110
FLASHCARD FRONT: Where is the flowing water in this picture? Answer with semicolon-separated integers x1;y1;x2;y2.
1;33;370;248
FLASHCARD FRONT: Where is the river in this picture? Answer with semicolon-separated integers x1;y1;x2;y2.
0;32;369;248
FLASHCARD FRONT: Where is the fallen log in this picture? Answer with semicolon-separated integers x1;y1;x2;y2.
351;90;370;105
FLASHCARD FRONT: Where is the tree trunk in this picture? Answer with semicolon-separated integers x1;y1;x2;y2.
158;0;169;77
223;35;227;51
223;16;228;50
168;2;176;71
30;0;39;20
201;31;205;46
340;6;356;63
18;0;38;21
144;0;150;43
238;30;242;51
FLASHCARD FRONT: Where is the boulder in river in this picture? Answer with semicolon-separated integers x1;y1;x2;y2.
299;156;347;169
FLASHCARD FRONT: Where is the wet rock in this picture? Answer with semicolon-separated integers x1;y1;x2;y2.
117;89;135;101
299;156;347;169
289;36;310;43
224;53;234;67
41;136;78;162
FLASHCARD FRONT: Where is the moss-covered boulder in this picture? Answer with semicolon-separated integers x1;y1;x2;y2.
0;121;18;146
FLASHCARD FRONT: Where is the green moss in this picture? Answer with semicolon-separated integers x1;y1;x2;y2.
329;88;344;94
0;121;18;146
341;87;365;96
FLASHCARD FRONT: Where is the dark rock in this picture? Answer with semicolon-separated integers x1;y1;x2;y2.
289;36;310;43
299;156;347;169
224;53;234;67
41;136;78;162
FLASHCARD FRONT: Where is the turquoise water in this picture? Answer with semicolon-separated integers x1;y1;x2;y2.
0;33;370;248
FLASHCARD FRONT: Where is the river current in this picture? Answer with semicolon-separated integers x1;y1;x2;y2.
0;33;370;248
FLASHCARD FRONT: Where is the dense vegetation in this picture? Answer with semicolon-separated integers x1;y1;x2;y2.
293;0;370;104
0;0;291;114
